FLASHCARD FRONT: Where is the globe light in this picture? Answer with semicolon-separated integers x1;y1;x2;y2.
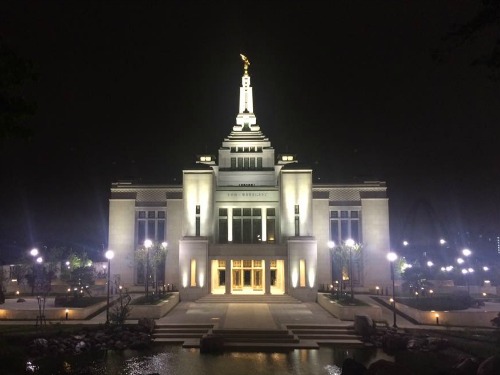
457;258;464;265
462;248;471;257
483;266;489;271
427;261;434;267
327;241;335;249
345;239;355;247
144;239;153;248
387;252;398;262
439;239;446;245
30;248;39;257
403;241;409;246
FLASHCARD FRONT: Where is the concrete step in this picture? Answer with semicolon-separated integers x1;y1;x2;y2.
195;294;301;304
154;323;215;329
154;328;211;333
153;333;206;339
290;328;354;334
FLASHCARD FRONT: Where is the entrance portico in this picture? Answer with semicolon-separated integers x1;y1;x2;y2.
210;258;286;295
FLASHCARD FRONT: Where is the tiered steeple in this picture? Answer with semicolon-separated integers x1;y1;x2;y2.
234;54;259;132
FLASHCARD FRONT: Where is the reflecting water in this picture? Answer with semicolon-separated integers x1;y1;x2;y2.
29;345;393;375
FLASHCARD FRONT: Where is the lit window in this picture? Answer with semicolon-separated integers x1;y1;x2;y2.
299;259;306;287
190;259;197;287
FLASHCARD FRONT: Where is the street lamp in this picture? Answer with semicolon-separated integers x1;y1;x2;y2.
144;239;153;299
29;248;40;296
345;239;355;300
387;252;398;328
327;241;335;291
105;249;114;324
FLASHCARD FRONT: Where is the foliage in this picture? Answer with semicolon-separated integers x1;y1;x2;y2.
330;241;362;300
135;241;168;298
109;283;132;325
0;38;37;140
432;0;500;80
492;312;500;328
23;246;63;296
131;293;172;305
54;296;105;308
401;265;433;296
61;251;96;298
398;295;476;311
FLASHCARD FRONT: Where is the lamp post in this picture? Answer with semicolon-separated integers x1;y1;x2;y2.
105;250;114;324
29;248;41;296
144;239;152;299
327;241;335;292
345;239;355;301
387;252;398;328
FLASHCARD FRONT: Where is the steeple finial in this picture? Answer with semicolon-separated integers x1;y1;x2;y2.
240;54;250;75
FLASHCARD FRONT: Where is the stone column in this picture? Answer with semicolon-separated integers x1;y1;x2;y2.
225;258;232;294
265;259;271;294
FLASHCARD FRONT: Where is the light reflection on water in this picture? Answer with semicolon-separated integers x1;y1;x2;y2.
31;345;392;375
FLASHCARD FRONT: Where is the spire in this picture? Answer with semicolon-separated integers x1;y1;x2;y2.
234;54;259;131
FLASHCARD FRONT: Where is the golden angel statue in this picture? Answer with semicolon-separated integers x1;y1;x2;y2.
240;54;250;74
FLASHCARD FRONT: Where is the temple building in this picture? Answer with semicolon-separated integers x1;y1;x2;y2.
108;56;391;301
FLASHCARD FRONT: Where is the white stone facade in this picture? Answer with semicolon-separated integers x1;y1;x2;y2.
108;63;391;301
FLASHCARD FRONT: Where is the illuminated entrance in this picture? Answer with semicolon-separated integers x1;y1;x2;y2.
210;259;285;295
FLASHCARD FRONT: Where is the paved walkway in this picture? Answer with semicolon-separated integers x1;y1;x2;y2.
155;301;350;329
2;295;498;330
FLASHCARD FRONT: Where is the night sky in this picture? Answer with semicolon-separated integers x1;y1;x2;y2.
1;1;499;260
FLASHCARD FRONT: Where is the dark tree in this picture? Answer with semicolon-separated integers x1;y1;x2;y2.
433;0;500;79
0;38;37;140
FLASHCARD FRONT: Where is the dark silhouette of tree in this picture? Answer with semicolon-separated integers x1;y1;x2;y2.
0;38;37;140
432;0;500;79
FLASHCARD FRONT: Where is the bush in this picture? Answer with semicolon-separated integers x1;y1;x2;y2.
54;296;106;308
399;295;475;311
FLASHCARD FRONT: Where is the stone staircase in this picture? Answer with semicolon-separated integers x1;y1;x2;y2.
195;294;301;304
152;323;364;351
198;329;318;352
286;324;364;347
152;324;215;344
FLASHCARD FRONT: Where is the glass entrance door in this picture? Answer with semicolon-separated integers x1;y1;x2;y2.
231;259;264;293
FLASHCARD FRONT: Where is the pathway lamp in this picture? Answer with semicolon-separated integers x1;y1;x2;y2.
105;249;114;324
386;252;398;328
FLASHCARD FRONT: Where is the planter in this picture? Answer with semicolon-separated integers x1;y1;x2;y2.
128;293;179;319
317;293;382;321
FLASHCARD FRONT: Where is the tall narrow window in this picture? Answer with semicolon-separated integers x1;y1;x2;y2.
219;208;228;243
190;259;197;287
137;210;166;245
195;205;200;236
299;259;306;287
329;210;361;243
232;207;264;244
266;208;276;243
294;205;300;236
